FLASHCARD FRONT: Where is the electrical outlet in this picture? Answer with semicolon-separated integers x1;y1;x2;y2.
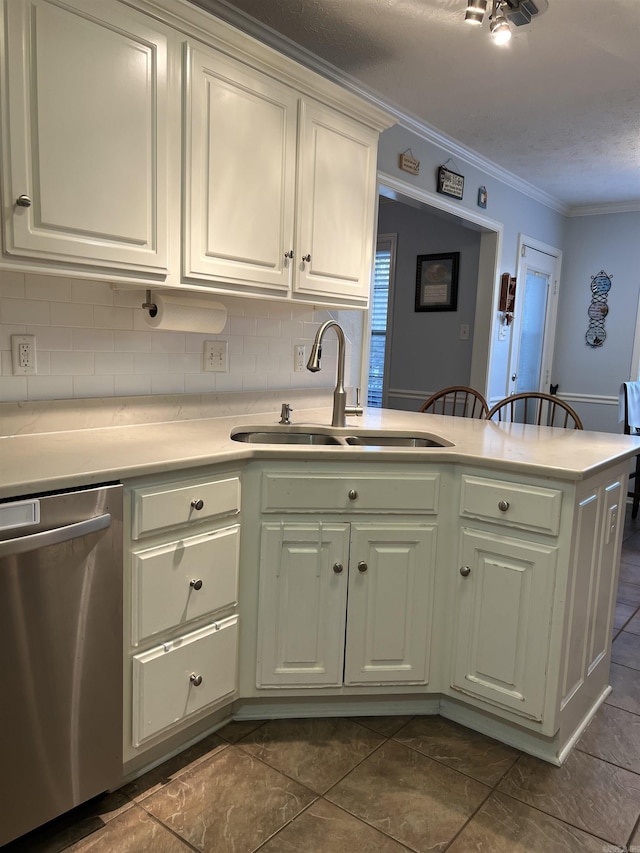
459;324;470;340
203;340;228;372
294;344;306;372
11;334;36;375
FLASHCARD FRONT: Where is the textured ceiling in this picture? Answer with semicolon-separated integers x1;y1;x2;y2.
193;0;640;213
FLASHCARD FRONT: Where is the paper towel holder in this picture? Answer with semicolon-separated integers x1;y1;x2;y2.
142;289;158;318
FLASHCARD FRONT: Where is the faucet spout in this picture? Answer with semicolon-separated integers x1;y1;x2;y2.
306;321;363;427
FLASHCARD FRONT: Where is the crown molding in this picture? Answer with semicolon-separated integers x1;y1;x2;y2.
568;201;640;217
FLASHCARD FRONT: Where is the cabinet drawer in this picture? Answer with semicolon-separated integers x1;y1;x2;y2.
460;475;562;535
261;472;439;514
131;525;239;645
132;616;238;745
131;476;240;539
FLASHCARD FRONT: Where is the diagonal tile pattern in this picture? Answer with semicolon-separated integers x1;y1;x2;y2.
5;506;640;853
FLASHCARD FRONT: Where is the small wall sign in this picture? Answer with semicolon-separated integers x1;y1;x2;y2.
477;186;487;208
437;165;464;200
399;151;420;175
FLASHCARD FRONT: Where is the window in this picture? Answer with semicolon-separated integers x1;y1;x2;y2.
367;234;396;407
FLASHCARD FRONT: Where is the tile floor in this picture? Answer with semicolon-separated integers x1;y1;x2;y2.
6;507;640;853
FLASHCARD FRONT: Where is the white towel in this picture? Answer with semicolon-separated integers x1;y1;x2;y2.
620;382;640;431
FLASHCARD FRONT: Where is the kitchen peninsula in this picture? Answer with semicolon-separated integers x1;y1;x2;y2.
2;393;639;786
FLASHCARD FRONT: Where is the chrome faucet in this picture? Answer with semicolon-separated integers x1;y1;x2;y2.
307;321;363;427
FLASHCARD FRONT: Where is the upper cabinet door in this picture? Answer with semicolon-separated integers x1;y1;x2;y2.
184;46;297;294
294;100;378;304
2;0;171;273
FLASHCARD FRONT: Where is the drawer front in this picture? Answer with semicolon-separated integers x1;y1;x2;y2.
261;472;439;514
132;616;238;745
131;525;239;645
460;475;562;535
131;476;240;539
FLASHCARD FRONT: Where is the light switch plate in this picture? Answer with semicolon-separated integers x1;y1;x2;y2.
203;340;228;372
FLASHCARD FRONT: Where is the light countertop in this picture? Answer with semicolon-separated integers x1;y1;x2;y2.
2;404;639;499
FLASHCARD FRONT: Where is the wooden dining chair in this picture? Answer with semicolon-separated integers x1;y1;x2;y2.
419;386;489;419
487;392;583;430
621;382;640;519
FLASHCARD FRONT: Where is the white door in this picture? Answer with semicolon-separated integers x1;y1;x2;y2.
2;0;171;273
256;523;349;687
184;46;297;292
344;523;436;685
508;243;561;398
294;100;377;303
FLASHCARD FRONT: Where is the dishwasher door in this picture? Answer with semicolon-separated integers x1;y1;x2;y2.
0;483;123;846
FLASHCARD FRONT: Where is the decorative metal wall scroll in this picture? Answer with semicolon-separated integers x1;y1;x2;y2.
585;269;612;347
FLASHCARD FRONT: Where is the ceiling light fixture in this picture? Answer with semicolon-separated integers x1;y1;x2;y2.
465;0;548;44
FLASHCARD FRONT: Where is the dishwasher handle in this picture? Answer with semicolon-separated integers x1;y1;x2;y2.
0;513;112;559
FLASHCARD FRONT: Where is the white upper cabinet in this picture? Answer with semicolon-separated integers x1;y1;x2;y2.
184;47;297;294
1;0;174;274
294;101;378;303
184;43;382;306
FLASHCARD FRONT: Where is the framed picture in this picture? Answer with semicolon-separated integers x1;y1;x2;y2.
415;252;460;312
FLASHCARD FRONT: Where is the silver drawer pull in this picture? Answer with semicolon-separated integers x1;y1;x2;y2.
333;562;344;574
191;498;204;511
190;673;203;687
348;489;358;501
190;579;203;590
498;500;510;512
358;561;368;573
460;566;471;577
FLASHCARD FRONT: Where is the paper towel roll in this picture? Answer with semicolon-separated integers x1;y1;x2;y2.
143;293;227;333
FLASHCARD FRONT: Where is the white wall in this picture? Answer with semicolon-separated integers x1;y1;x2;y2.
0;270;360;402
377;201;481;409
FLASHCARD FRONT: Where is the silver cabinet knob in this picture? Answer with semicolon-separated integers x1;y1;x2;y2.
190;673;203;686
498;500;510;512
190;578;203;590
191;498;204;511
333;562;344;574
302;253;311;262
284;249;294;259
16;194;32;208
460;566;471;577
358;560;368;573
348;489;358;501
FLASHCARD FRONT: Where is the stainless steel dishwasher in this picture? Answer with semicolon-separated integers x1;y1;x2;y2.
0;483;123;847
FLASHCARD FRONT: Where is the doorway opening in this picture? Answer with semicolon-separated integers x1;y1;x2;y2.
367;233;397;407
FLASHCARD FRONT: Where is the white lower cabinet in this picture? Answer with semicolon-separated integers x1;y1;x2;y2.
257;520;436;688
133;616;238;746
124;470;241;761
451;528;557;720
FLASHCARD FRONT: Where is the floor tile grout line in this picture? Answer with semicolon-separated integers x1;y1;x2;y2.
136;807;202;853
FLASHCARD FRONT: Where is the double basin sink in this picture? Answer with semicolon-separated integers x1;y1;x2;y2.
231;425;452;448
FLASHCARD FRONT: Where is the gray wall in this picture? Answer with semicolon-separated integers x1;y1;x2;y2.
553;211;640;431
377;201;481;410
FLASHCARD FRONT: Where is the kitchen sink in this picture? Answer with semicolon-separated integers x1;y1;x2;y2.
344;433;448;447
231;429;343;445
230;426;451;448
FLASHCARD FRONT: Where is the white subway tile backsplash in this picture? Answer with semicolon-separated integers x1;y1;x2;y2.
1;298;50;326
114;374;152;396
73;375;115;398
25;274;72;302
51;352;95;375
95;352;135;375
0;269;353;403
72;328;114;351
94;305;134;330
50;301;93;327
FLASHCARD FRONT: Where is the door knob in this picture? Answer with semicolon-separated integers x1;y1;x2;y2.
302;253;311;263
348;489;358;501
460;566;471;577
358;561;368;573
16;194;32;208
190;579;203;590
284;249;293;259
498;500;510;512
333;562;344;574
190;673;203;686
191;498;204;510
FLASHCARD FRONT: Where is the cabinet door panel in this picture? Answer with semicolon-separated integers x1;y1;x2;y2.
185;47;296;291
3;0;169;271
294;100;376;303
344;523;436;685
257;523;349;686
452;528;557;720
